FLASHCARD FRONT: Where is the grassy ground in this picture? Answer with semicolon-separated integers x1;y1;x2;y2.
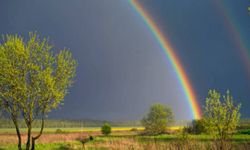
1;135;250;150
0;128;250;150
0;126;183;134
0;127;145;134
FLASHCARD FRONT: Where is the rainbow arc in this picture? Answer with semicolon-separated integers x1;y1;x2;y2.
130;0;202;119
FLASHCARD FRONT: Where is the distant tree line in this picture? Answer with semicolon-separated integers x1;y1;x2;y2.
0;119;142;128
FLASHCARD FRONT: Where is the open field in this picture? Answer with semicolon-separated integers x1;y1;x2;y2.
0;128;250;150
0;127;144;134
0;126;184;135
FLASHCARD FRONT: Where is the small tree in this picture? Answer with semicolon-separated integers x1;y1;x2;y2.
203;89;241;147
101;123;111;135
142;103;174;135
184;119;205;134
0;33;77;150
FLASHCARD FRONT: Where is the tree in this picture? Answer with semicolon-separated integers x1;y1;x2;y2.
0;33;77;150
142;103;174;135
203;90;241;147
101;123;111;135
184;119;205;134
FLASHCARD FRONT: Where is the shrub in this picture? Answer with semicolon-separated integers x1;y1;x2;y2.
184;119;205;134
89;135;94;141
130;128;138;132
203;90;241;149
237;129;250;135
55;128;63;134
101;123;111;135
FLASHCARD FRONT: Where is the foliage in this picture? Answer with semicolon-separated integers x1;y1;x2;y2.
237;129;250;135
142;103;174;135
203;90;241;143
55;128;63;134
184;119;205;134
0;32;77;150
101;123;111;135
89;135;94;141
130;128;138;132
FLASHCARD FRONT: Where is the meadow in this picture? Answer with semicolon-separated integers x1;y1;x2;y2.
0;126;250;150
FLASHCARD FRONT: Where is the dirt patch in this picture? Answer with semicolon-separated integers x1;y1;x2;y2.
0;131;101;144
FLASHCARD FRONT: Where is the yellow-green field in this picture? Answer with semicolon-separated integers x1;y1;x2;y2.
0;126;184;134
1;133;250;150
1;127;249;150
0;127;144;134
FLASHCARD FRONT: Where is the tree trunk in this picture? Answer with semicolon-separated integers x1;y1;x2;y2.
31;138;36;150
26;125;32;150
13;120;22;150
31;116;45;150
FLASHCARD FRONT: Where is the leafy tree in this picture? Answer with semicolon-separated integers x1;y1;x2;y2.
203;90;241;147
101;123;111;135
0;33;77;150
142;103;174;135
191;119;205;134
184;119;205;134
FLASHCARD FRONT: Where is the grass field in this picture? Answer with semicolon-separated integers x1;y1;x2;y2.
0;127;250;150
0;126;184;134
1;134;250;150
0;127;145;134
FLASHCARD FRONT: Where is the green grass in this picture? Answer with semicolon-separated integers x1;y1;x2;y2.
1;134;250;150
0;142;82;150
78;133;250;144
1;128;250;150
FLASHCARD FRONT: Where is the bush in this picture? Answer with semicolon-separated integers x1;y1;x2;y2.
101;123;111;135
89;135;94;141
237;129;250;135
184;119;205;134
130;128;138;132
55;128;63;134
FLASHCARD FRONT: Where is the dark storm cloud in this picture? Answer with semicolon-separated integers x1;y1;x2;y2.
0;0;249;120
139;0;250;118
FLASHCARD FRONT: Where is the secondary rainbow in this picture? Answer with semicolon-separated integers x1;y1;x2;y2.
129;0;202;119
214;1;250;77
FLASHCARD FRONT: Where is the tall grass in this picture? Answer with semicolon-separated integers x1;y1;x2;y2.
1;131;250;150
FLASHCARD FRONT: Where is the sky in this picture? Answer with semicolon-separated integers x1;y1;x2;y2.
0;0;249;121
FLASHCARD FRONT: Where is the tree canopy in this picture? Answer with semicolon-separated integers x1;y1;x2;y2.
0;33;77;150
101;123;112;135
142;103;174;135
203;90;241;144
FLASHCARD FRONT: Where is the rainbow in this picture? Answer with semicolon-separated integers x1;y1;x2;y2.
214;1;250;77
129;0;202;119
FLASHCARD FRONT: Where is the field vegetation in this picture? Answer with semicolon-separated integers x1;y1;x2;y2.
0;128;250;150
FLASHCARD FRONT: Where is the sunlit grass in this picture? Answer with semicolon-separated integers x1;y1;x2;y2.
0;127;145;134
0;142;81;150
0;126;185;134
1;132;250;150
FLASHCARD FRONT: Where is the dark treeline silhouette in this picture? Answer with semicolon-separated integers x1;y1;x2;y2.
0;119;142;128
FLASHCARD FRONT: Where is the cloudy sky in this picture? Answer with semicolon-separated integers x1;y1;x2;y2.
0;0;249;120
